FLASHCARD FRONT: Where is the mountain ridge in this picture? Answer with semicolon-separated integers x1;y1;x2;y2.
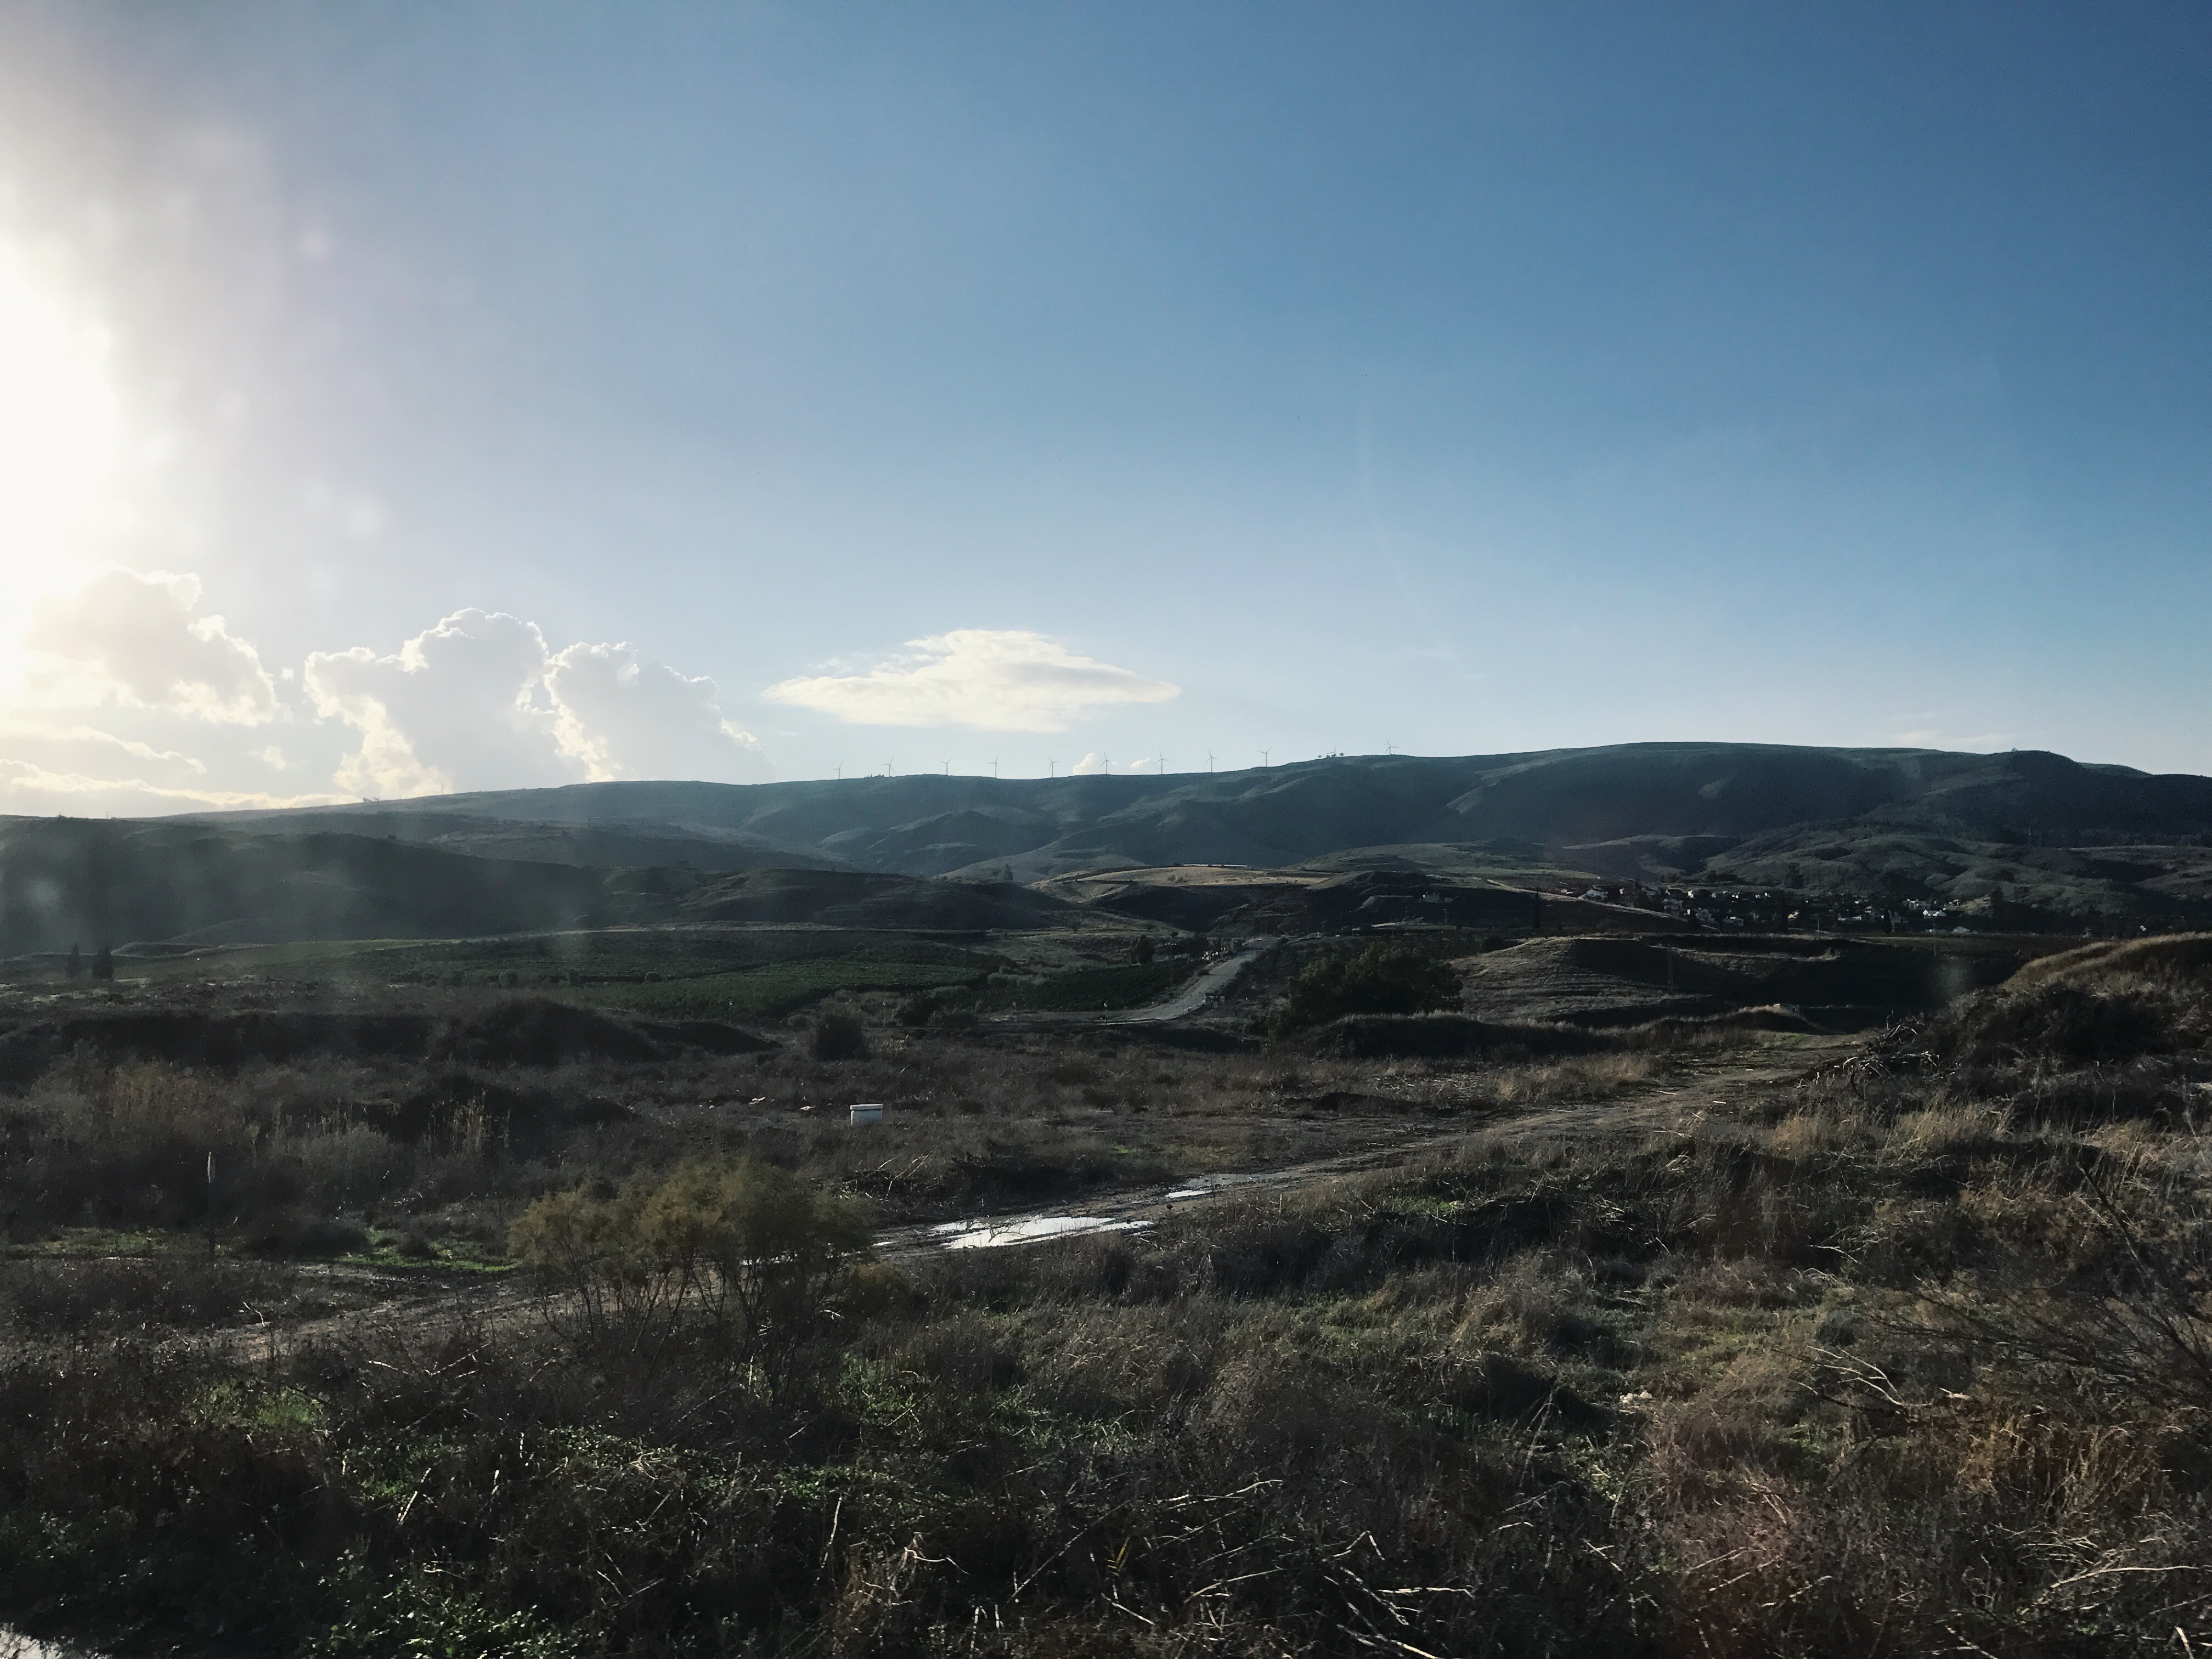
184;742;2212;881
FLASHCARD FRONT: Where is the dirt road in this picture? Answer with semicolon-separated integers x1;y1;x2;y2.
880;1033;1857;1254
1108;938;1279;1024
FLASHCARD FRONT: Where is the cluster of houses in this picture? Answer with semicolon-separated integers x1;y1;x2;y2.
1577;881;1966;935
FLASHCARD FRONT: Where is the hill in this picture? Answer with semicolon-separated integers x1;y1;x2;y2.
0;819;1085;956
0;818;634;955
12;743;2208;953
198;744;2212;877
188;743;2212;921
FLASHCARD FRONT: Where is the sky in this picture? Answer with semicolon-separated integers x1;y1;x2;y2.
0;1;2207;814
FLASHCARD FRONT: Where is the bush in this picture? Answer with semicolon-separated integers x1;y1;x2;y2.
1264;944;1460;1036
810;1008;868;1061
509;1155;871;1365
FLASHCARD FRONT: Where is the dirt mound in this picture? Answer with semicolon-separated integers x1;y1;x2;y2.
1922;981;2203;1070
1628;1003;1827;1040
2007;932;2212;992
1464;934;2027;1030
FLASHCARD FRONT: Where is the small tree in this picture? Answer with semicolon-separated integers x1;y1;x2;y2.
91;945;114;982
1132;935;1156;966
64;943;81;980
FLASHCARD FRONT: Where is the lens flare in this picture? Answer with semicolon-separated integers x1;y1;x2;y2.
0;241;125;572
0;241;129;687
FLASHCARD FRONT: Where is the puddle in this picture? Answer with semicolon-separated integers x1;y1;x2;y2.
1161;1172;1273;1202
1;1633;93;1659
929;1214;1151;1250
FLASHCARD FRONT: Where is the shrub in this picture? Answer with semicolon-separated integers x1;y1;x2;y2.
1264;944;1460;1036
810;1007;868;1061
508;1155;871;1367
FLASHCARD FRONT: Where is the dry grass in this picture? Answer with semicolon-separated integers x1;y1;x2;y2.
3;974;2211;1652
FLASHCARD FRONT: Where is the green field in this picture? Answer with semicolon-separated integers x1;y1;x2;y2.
577;957;986;1021
977;960;1192;1012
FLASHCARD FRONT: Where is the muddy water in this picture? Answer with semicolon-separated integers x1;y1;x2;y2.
929;1214;1151;1249
0;1632;92;1658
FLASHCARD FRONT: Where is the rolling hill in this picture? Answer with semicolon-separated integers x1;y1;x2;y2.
198;742;2212;881
7;743;2209;953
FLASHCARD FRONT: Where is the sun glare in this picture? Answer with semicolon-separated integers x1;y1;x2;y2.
0;242;125;591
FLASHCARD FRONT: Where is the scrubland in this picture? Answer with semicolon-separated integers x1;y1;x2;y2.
2;944;2210;1655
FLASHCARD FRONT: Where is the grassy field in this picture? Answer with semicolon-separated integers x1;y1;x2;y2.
2;932;2209;1654
578;957;988;1020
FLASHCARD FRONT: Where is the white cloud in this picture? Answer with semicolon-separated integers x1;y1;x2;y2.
308;609;770;797
305;609;568;797
0;755;346;814
1066;753;1160;776
25;569;277;724
764;629;1178;733
548;642;769;783
0;717;207;776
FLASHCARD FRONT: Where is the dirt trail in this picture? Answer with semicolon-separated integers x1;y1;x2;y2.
879;1033;1859;1254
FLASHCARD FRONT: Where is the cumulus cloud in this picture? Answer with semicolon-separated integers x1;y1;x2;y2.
548;642;769;782
25;569;278;724
307;608;566;797
308;609;768;797
764;629;1178;732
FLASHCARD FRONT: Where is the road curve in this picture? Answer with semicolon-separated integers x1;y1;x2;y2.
1108;936;1279;1024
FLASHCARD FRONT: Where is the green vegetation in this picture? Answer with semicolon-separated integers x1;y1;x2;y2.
509;1154;870;1362
1263;943;1460;1036
579;957;981;1021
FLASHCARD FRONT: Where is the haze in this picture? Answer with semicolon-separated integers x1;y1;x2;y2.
0;2;2207;813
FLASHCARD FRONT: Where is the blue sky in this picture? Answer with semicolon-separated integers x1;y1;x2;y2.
0;2;2205;808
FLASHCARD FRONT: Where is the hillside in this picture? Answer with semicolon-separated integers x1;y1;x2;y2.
12;743;2209;952
0;819;1086;956
201;742;2212;896
0;819;640;955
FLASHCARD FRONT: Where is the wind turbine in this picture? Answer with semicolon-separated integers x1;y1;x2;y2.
1207;750;1215;772
1048;758;1056;777
1261;748;1270;768
990;757;999;778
